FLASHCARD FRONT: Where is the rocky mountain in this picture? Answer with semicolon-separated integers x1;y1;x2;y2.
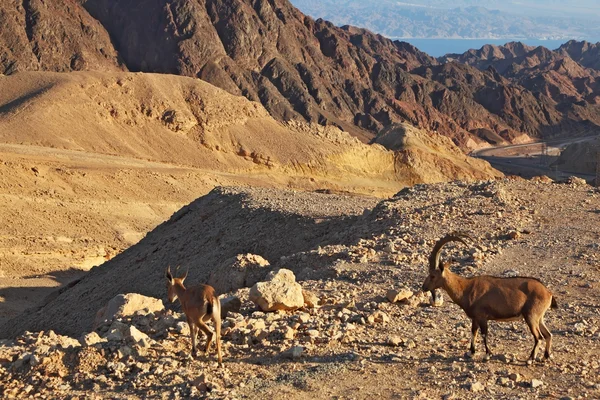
80;0;445;141
440;42;600;134
558;40;600;71
0;0;123;75
2;0;598;149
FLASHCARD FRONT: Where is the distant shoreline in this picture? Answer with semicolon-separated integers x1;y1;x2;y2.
389;37;595;41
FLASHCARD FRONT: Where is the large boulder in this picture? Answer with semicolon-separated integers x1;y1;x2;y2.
249;269;304;312
93;293;164;329
208;254;271;294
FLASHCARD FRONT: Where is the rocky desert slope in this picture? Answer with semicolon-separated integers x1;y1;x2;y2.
0;69;500;325
0;177;599;399
2;0;600;147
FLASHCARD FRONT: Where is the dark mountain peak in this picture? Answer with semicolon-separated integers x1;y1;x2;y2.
557;40;600;70
528;45;555;59
501;41;535;57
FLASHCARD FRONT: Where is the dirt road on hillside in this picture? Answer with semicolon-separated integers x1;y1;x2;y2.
472;136;599;181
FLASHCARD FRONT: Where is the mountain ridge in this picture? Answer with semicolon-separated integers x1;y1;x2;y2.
1;0;599;149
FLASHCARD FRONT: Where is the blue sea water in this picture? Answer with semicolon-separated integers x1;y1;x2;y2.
397;38;599;57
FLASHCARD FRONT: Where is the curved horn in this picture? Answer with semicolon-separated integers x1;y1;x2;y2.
166;265;173;281
181;267;188;281
428;232;473;271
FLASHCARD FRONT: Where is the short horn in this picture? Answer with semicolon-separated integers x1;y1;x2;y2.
428;231;473;271
166;265;173;281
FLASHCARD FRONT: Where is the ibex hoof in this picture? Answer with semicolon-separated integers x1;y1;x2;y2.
483;354;491;362
526;359;533;366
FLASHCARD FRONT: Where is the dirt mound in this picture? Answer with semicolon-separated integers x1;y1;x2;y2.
0;71;501;185
374;123;502;184
0;186;381;337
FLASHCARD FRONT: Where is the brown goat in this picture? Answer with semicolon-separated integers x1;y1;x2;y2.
421;233;557;364
166;266;222;367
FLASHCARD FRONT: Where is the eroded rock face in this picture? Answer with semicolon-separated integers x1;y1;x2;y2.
249;269;304;312
208;254;271;295
0;0;123;74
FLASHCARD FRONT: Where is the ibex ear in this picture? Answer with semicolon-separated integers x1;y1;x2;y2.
440;261;450;272
181;267;188;282
166;266;173;282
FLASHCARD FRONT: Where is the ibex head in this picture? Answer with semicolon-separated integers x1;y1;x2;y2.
165;265;188;302
421;232;472;292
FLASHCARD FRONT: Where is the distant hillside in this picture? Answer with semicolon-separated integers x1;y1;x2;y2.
440;41;600;110
0;71;500;189
290;0;600;40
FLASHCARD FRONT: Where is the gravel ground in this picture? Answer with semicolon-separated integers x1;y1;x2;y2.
0;177;599;399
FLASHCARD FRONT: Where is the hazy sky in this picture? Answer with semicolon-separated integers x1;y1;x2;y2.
291;0;600;41
295;1;600;19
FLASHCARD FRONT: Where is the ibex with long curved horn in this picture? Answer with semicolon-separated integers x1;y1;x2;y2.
421;233;557;364
166;266;223;367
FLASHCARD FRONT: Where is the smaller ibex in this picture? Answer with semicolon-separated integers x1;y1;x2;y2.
421;233;557;364
166;266;223;367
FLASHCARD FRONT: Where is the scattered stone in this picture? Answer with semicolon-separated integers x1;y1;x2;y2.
306;329;320;338
531;379;544;388
564;176;587;187
175;321;190;335
281;346;304;360
247;319;266;331
386;288;413;303
94;293;164;329
302;290;320;308
507;230;521;240
283;326;296;340
387;336;402;347
220;295;242;318
469;381;485;392
367;311;390;324
80;332;107;347
208;254;271;294
249;269;304;312
509;373;521;382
